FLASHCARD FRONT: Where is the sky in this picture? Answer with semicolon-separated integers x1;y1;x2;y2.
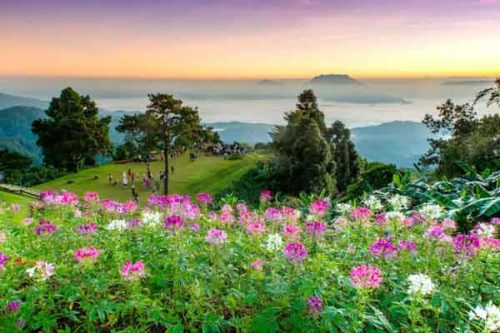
0;0;499;79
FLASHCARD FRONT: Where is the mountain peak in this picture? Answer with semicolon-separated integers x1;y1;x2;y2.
309;74;361;85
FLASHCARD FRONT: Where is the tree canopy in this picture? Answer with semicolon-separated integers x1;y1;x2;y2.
32;87;111;172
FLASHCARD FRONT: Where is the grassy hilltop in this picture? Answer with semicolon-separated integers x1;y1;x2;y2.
31;153;264;204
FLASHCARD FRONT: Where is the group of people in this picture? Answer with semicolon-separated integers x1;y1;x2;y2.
107;162;172;202
205;142;248;157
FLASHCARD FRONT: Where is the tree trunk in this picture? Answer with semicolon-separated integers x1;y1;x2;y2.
163;146;169;195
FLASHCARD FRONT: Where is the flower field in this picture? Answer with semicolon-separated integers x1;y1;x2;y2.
0;191;499;332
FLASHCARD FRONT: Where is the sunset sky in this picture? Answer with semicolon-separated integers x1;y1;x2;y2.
1;0;499;79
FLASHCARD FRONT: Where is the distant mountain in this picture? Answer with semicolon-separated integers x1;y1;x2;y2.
442;80;493;86
0;137;41;163
351;121;433;168
0;106;45;141
0;92;48;109
207;122;274;145
256;79;283;85
309;74;361;85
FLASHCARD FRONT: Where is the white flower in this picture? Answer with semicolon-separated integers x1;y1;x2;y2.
336;203;352;213
407;273;436;296
0;230;6;244
419;204;444;220
265;233;283;251
388;194;410;211
469;302;500;332
141;211;163;227
363;196;383;211
385;211;405;221
26;261;55;281
106;219;128;231
476;223;496;238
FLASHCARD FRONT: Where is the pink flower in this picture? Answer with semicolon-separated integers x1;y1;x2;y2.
208;211;218;221
307;295;323;315
77;222;98;236
190;223;201;233
236;203;248;213
453;233;480;258
219;211;234;224
260;189;273;201
375;214;387;225
34;219;58;236
284;242;308;263
74;246;100;262
0;251;8;271
163;215;184;232
350;264;383;288
442;219;457;230
480;237;500;251
398;240;417;252
246;219;266;236
424;225;446;240
264;207;282;222
309;199;329;216
305;221;327;237
351;207;372;220
10;204;21;212
283;224;301;240
23;218;34;225
197;192;213;205
251;260;266;271
205;228;228;245
6;300;20;313
120;261;145;281
282;207;300;221
127;218;141;228
83;192;100;204
370;239;397;258
56;192;79;206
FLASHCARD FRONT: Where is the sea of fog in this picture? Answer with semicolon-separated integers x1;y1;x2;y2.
0;77;495;128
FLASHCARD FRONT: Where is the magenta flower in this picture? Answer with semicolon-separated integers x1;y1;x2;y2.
77;222;98;236
370;239;397;258
34;219;58;236
236;203;248;213
283;224;301;240
398;240;417;252
260;189;273;201
120;261;146;281
182;203;201;220
480;237;500;251
307;295;323;315
219;211;234;224
350;264;383;288
197;192;213;205
56;192;79;206
83;192;100;204
309;199;329;216
375;214;388;225
6;300;20;313
264;207;283;222
205;228;228;245
424;225;446;240
351;207;372;220
251;260;266;271
453;233;480;258
40;190;57;204
246;219;266;236
163;215;185;232
74;246;101;262
284;242;308;263
282;206;300;221
305;221;327;237
0;251;8;271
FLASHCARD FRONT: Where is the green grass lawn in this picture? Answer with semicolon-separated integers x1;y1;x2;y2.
33;153;264;204
0;190;34;221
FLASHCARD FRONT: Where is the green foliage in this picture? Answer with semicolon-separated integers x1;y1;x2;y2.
32;87;112;172
344;161;399;200
328;121;361;193
420;79;500;178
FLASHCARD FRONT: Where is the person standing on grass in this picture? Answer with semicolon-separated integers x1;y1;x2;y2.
130;170;136;184
131;185;139;203
108;173;113;185
122;171;128;188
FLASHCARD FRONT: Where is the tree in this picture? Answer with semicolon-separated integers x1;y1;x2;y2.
327;121;360;193
474;77;500;107
420;90;500;177
32;87;111;172
272;90;336;195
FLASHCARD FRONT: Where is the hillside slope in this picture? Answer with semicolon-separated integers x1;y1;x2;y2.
33;153;264;203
